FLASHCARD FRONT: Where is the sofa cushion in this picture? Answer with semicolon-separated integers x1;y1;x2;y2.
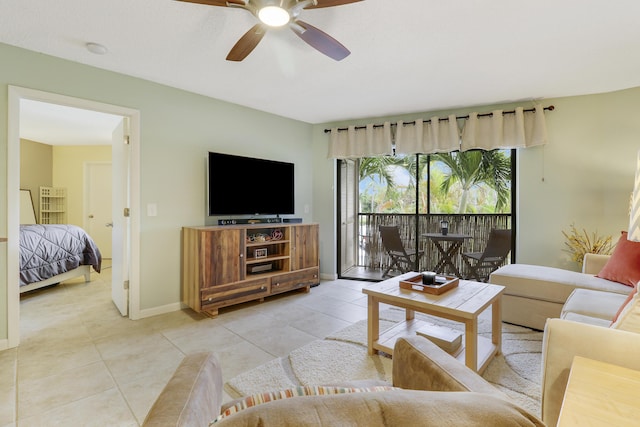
214;389;544;426
393;335;506;398
597;231;640;287
561;312;612;328
561;289;629;322
490;264;630;304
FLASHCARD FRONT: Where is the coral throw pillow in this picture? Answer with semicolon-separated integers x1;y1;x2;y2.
611;286;640;332
597;231;640;287
610;286;638;325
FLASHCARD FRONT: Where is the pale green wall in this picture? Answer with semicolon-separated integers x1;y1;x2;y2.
313;88;640;275
517;89;639;270
0;42;314;342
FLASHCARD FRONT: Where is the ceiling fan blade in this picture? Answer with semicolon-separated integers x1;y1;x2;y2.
304;0;363;9
291;20;350;61
226;24;267;61
175;0;244;6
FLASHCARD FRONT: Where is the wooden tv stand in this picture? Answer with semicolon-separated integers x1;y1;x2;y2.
182;223;319;317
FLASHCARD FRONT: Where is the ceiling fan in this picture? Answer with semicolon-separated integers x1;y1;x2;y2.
176;0;362;61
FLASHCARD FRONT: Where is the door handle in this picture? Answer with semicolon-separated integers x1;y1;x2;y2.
106;223;113;228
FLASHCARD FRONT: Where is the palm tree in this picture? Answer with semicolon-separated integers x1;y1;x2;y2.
359;156;417;213
359;157;398;186
431;150;511;213
357;157;395;213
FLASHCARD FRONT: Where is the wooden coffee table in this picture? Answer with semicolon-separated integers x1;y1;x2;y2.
363;272;505;373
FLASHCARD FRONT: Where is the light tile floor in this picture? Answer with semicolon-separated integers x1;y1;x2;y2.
0;264;378;426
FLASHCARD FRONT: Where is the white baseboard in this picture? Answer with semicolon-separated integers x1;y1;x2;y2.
0;338;9;351
133;302;183;320
320;272;338;281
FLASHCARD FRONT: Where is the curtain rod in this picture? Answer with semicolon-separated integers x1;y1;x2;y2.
323;105;555;133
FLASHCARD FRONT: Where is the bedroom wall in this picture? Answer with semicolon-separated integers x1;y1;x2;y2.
0;42;314;345
312;86;640;275
53;145;112;227
20;139;53;218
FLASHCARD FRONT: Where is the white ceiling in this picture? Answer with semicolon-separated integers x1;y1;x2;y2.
3;0;640;144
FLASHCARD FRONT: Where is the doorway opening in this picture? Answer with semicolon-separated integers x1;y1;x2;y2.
6;86;141;348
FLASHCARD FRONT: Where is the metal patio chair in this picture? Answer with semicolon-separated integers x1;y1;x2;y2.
461;229;512;282
379;225;424;278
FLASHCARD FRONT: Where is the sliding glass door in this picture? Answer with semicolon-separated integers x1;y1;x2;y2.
337;150;514;280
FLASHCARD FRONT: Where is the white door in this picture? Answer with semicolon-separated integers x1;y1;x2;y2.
86;163;113;257
340;159;359;275
111;119;130;316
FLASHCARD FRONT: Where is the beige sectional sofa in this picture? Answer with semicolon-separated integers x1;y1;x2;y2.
143;337;543;426
490;253;631;330
541;318;640;426
492;248;640;426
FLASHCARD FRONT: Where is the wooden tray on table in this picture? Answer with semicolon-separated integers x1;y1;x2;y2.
399;274;459;295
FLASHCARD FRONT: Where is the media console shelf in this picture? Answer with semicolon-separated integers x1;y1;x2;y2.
182;223;319;317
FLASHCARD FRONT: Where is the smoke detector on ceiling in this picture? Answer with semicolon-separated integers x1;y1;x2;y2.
86;42;108;55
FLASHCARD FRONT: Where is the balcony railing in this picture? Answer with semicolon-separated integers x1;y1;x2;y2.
355;213;512;279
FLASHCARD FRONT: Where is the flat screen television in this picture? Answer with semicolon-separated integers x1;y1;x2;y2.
208;152;295;216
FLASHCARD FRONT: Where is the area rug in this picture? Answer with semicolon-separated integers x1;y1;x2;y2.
226;308;543;417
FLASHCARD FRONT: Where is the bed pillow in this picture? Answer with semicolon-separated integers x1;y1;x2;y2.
212;385;397;424
596;231;640;287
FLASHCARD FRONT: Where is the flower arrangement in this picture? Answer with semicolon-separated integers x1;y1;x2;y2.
562;223;613;265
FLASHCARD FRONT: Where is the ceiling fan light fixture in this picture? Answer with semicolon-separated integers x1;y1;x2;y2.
177;0;356;61
258;6;290;27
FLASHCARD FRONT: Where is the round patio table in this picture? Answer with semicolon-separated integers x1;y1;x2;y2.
422;233;472;277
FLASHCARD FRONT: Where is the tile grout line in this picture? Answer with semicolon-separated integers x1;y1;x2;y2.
88;317;142;426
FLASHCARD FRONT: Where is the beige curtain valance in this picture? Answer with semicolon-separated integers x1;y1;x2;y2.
460;105;548;151
327;104;551;159
328;122;393;159
395;115;460;155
